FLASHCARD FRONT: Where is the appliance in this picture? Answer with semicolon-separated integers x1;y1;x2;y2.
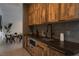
28;37;37;48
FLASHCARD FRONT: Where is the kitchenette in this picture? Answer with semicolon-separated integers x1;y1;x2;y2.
23;3;79;56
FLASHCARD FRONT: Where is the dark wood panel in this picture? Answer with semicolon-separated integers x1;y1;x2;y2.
28;4;46;25
60;4;76;20
47;4;59;23
48;48;64;56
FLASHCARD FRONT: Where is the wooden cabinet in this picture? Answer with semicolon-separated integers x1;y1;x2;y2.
23;4;30;48
28;4;46;25
25;3;79;25
36;40;48;56
28;15;32;25
47;4;59;23
27;38;64;56
47;3;78;22
75;4;79;19
23;35;30;50
38;4;46;24
48;48;64;56
60;4;76;21
29;40;48;56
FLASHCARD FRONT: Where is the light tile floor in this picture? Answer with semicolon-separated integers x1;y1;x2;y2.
0;40;30;56
0;48;30;56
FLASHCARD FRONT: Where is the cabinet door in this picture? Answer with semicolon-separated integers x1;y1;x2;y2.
28;15;33;25
29;46;45;56
28;4;35;14
35;8;40;25
47;4;59;23
28;4;46;25
28;13;36;25
36;41;48;56
60;3;76;21
28;15;31;25
28;4;36;25
35;4;46;25
23;36;27;48
48;48;64;56
40;4;46;24
32;12;35;25
28;5;32;14
75;4;79;19
36;45;45;56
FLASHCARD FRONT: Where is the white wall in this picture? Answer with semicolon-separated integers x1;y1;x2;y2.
0;8;3;15
0;3;23;34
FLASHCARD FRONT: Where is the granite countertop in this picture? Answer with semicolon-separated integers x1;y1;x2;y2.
27;34;79;56
64;41;79;55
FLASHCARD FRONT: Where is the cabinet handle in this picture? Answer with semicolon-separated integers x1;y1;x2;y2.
37;45;44;50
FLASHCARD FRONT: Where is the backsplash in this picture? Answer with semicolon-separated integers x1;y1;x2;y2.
28;20;79;42
51;21;79;40
52;21;79;43
64;28;79;43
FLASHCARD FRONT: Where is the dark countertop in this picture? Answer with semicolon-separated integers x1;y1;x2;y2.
64;41;79;55
27;34;79;56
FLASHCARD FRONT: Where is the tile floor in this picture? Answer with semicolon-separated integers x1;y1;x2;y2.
0;40;30;56
0;48;30;56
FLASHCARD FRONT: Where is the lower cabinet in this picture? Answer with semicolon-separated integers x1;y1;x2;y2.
47;48;64;56
36;41;48;56
27;39;64;56
29;40;48;56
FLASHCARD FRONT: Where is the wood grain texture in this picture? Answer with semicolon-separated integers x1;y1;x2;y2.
47;4;59;22
60;4;76;20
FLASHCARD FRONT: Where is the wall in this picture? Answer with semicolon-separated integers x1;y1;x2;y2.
0;3;23;43
0;8;3;15
1;4;23;34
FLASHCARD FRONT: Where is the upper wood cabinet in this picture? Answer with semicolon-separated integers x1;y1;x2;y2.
34;4;46;25
28;4;46;25
75;4;79;19
26;3;79;25
47;4;59;23
60;4;76;21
